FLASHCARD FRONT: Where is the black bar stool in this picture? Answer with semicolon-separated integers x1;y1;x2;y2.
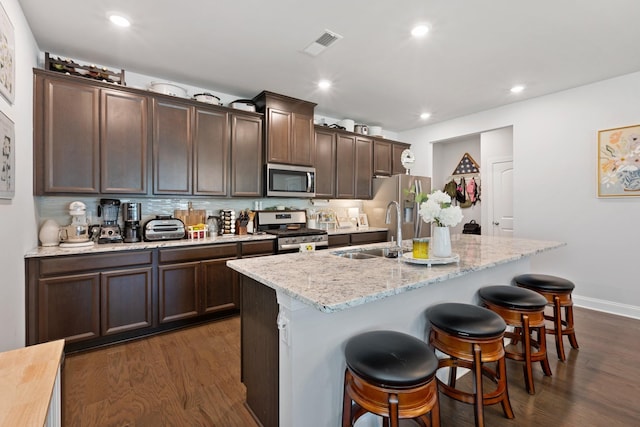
514;274;579;361
426;302;514;427
478;285;552;394
342;330;440;427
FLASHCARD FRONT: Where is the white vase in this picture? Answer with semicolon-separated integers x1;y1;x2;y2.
431;226;452;258
39;219;60;247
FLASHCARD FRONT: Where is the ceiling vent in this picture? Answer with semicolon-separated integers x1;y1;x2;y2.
303;29;343;56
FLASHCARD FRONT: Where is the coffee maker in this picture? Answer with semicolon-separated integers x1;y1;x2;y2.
98;198;123;243
122;202;142;243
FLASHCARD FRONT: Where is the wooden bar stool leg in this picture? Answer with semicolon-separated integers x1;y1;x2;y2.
472;344;484;427
553;296;566;361
342;370;351;427
567;305;579;349
449;362;458;388
388;393;399;427
522;314;535;394
538;326;552;376
497;357;515;419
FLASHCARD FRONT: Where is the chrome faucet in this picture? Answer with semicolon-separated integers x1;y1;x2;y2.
385;201;402;252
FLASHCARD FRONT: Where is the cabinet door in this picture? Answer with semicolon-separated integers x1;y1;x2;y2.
355;136;373;199
291;113;315;166
101;267;153;335
202;258;239;314
158;262;200;323
392;143;410;175
152;99;192;194
266;108;291;164
101;90;149;194
38;273;100;343
193;108;229;196
335;134;356;198
373;139;392;176
40;77;100;193
231;113;263;197
314;128;336;198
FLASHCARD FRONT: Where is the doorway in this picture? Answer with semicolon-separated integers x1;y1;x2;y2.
487;157;514;237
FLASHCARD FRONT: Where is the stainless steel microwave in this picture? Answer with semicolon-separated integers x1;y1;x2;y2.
266;163;316;198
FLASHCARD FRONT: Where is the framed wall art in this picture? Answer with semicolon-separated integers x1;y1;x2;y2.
0;109;14;198
597;124;640;197
0;2;15;104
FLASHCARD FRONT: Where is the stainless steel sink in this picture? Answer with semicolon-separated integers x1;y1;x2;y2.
331;247;402;259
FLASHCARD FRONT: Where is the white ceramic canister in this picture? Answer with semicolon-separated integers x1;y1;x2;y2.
368;126;383;136
39;219;60;246
338;119;355;132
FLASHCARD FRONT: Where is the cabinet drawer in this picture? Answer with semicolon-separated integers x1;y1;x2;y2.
351;231;388;245
241;240;275;257
39;251;153;276
328;234;350;248
159;243;238;263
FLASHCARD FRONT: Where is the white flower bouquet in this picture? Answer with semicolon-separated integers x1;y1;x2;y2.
418;190;463;227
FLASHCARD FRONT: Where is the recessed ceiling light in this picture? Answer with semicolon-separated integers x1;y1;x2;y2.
411;25;430;38
318;79;331;90
510;85;525;93
108;14;130;28
420;112;431;120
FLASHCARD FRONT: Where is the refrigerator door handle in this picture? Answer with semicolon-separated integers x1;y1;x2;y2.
413;179;423;238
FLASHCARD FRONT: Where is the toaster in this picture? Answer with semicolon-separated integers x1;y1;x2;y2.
143;216;186;241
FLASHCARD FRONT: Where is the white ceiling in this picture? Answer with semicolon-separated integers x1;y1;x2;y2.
17;0;640;132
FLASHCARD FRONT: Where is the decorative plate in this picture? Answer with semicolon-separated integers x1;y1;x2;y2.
401;253;460;265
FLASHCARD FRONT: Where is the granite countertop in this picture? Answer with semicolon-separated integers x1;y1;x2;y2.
227;234;565;313
326;226;388;235
25;233;276;258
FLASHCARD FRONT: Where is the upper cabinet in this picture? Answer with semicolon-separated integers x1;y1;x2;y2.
392;142;411;175
34;70;148;195
253;91;316;166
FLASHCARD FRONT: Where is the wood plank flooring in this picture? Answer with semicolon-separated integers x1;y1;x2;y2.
62;307;640;426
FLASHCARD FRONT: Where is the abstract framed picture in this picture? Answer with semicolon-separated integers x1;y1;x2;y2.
597;124;640;198
0;2;14;104
0;109;14;198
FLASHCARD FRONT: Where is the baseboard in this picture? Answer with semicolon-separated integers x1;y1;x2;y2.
574;294;640;320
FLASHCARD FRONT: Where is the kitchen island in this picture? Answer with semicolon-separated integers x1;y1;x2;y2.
227;234;565;427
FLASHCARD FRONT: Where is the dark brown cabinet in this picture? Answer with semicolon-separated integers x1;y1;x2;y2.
34;70;149;195
158;244;240;324
355;136;373;199
230;113;263;197
327;230;388;248
314;127;337;198
253;91;316;166
26;250;154;350
336;133;356;198
373;140;392;176
194;108;229;196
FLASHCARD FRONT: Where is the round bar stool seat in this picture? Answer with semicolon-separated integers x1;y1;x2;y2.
426;303;514;427
514;274;579;361
342;330;440;427
478;285;552;394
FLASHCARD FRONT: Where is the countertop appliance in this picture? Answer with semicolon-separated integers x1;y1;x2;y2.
265;163;316;198
256;210;328;253
122;202;142;243
362;174;432;243
97;198;123;244
143;216;186;241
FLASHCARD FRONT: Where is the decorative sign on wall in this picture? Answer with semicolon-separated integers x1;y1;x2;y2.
0;2;15;104
452;152;480;175
0;109;14;198
597;124;640;197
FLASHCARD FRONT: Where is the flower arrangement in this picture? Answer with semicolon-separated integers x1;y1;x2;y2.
418;190;463;227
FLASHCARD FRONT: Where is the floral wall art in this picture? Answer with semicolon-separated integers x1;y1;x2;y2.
598;124;640;197
0;109;14;198
0;1;14;104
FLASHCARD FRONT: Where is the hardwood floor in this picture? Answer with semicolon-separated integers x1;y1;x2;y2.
62;307;640;426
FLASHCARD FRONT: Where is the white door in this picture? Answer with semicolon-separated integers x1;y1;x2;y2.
490;159;513;236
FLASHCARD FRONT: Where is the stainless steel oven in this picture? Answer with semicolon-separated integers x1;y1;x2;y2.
266;163;316;198
256;210;328;253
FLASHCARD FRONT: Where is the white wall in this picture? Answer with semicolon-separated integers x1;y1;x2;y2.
0;0;39;351
400;72;640;319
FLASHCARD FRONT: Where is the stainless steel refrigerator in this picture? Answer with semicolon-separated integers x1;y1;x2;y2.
363;174;432;244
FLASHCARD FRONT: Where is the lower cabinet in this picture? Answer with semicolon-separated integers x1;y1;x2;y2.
26;240;275;352
328;230;389;248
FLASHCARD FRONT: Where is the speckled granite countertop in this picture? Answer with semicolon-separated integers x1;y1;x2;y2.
227;234;565;313
24;233;276;258
326;226;388;235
